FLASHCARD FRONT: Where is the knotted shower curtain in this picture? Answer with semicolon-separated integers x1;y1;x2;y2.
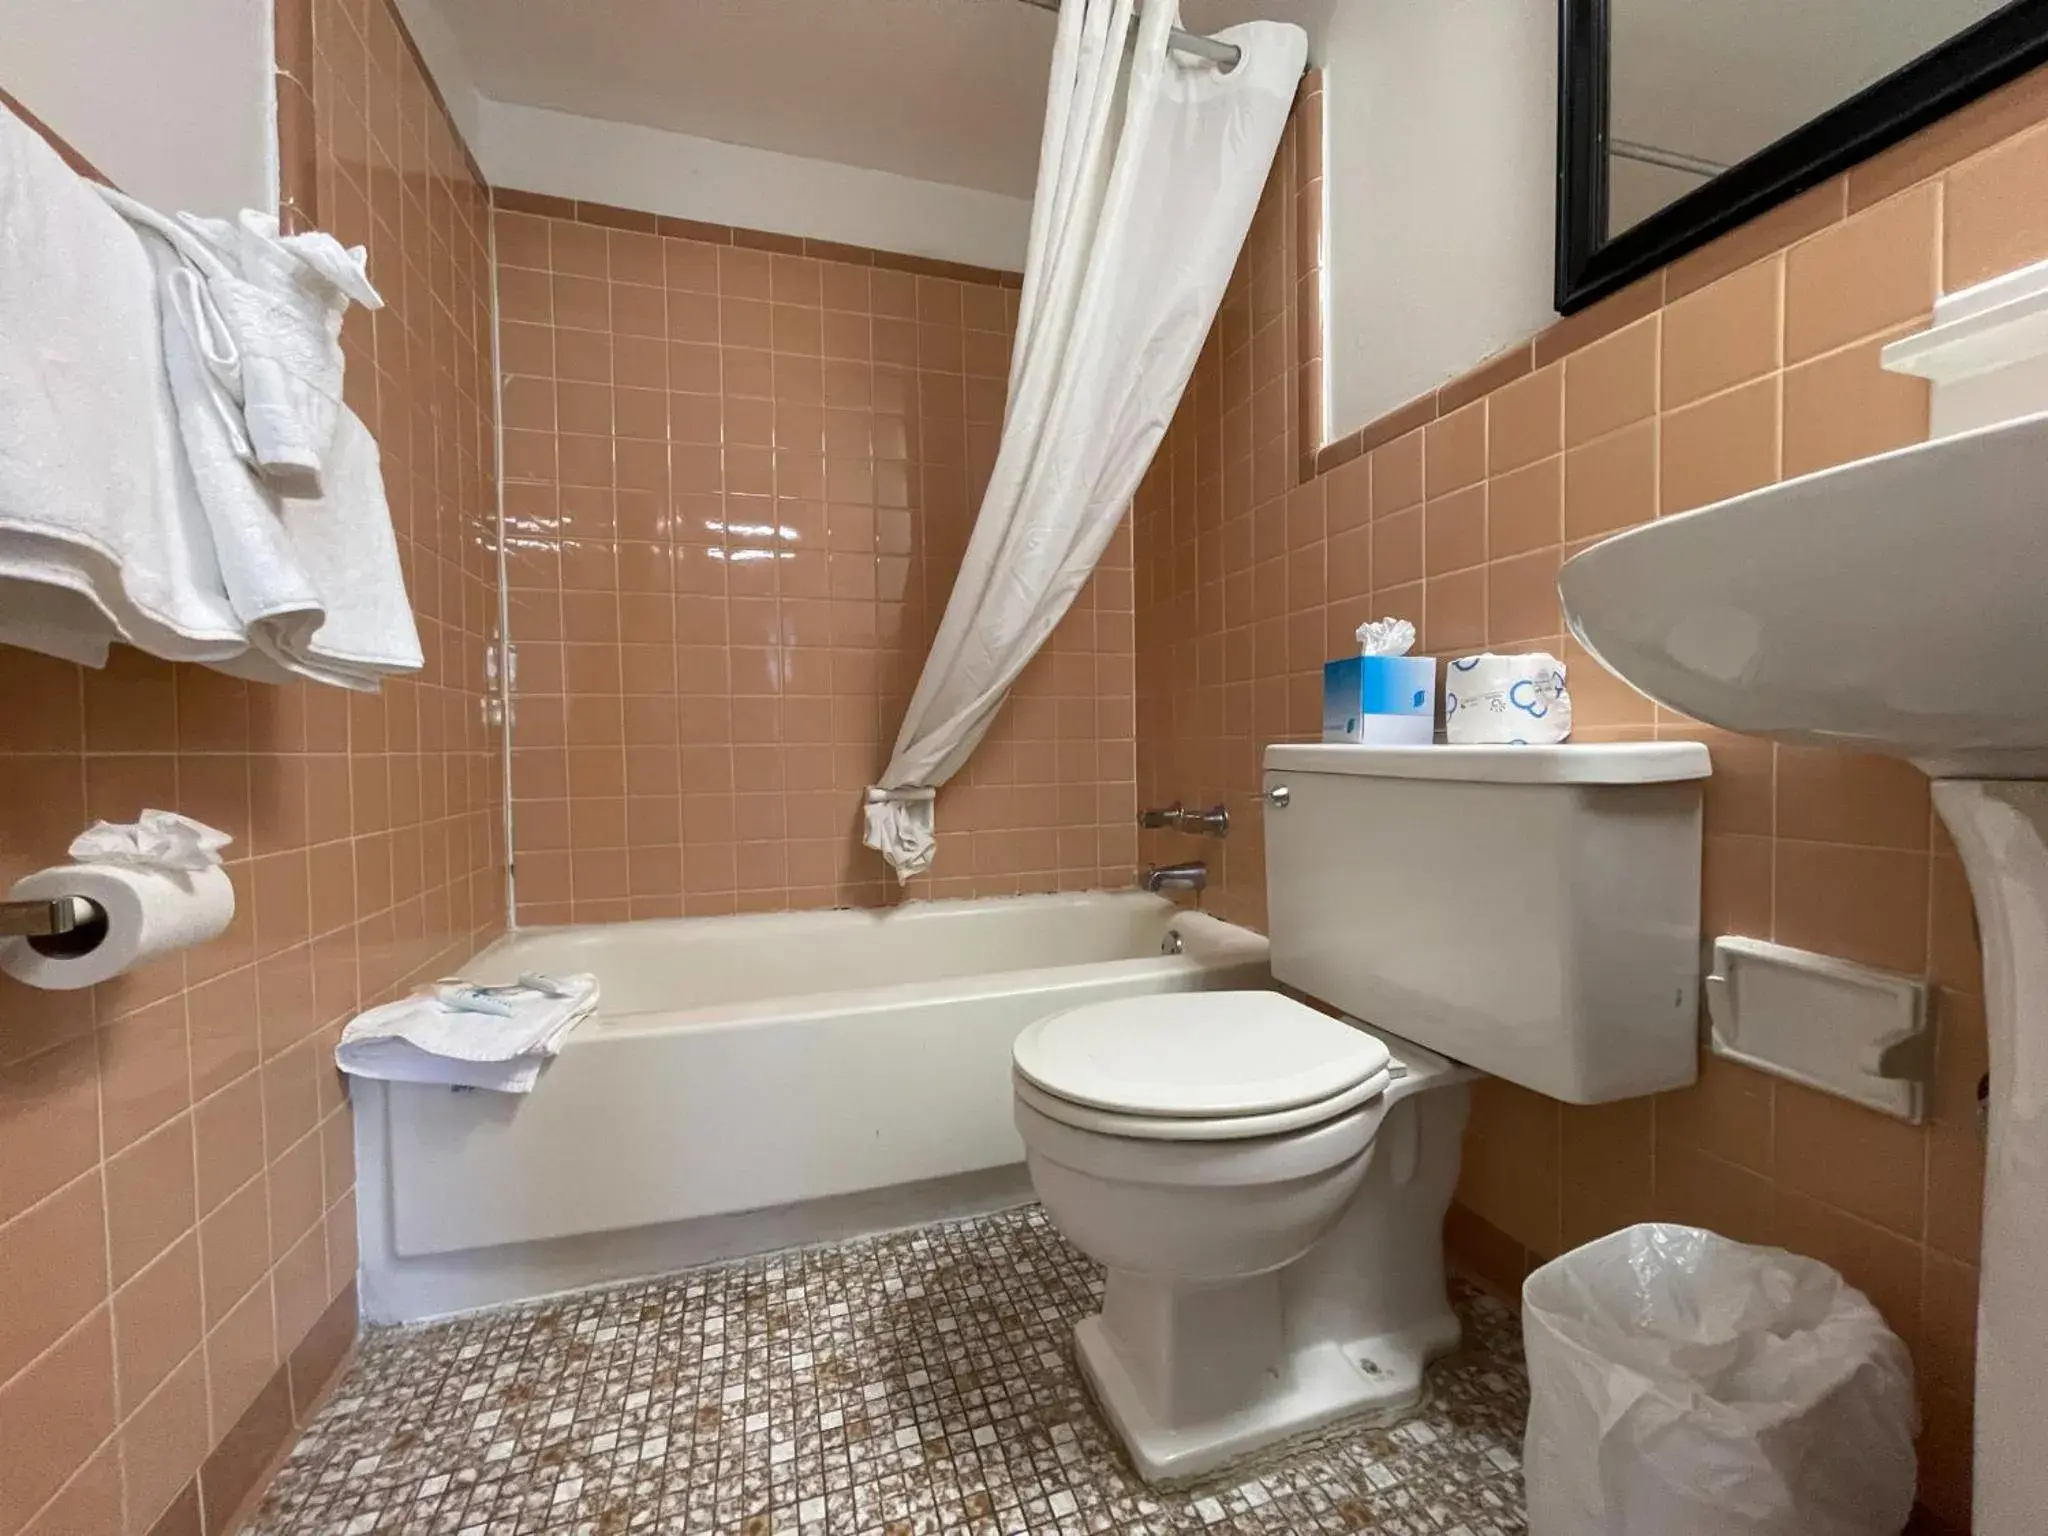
862;0;1308;880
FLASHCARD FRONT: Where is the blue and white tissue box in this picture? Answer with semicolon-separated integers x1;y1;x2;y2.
1322;655;1437;745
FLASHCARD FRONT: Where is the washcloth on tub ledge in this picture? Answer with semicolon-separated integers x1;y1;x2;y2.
335;973;600;1093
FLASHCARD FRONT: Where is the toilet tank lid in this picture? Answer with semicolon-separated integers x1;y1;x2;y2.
1262;742;1711;784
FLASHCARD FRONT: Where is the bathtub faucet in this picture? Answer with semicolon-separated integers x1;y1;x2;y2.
1142;862;1207;894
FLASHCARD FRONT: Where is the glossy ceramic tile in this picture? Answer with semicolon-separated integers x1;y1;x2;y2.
494;206;1138;925
245;1207;1528;1536
0;1;500;1529
1129;61;2048;1534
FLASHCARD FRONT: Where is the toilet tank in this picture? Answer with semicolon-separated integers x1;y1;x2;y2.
1263;743;1711;1103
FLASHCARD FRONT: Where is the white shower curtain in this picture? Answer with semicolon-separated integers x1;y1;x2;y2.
863;1;1307;880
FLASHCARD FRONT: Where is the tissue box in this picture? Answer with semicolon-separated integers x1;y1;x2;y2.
1323;655;1437;745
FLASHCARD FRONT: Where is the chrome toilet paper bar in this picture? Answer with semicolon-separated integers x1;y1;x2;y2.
0;895;101;938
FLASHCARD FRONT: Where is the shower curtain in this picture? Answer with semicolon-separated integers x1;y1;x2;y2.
863;1;1308;880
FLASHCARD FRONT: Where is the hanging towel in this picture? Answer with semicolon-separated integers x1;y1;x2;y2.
244;407;425;685
0;102;250;667
170;209;381;498
95;186;424;689
335;974;601;1094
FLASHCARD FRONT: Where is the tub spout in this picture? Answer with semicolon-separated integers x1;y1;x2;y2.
1143;862;1207;894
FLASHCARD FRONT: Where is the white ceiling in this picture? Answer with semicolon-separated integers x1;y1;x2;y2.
423;0;1333;198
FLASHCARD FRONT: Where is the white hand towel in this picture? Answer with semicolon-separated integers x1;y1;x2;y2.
95;187;423;689
0;103;250;667
261;406;425;682
335;975;600;1094
171;209;381;498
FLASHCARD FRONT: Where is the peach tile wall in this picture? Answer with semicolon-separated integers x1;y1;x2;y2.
1131;67;2048;1530
0;3;503;1532
493;202;1138;925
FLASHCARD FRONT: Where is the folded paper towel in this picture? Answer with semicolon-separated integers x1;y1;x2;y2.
1445;653;1572;744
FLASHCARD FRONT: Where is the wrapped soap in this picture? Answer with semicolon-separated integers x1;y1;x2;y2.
1445;653;1572;744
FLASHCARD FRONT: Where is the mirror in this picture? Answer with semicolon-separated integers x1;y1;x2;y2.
1556;0;2048;312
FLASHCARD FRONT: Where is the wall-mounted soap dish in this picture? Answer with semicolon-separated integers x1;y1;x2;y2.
1703;936;1931;1122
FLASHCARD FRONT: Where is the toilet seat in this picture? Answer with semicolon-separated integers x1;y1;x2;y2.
1012;991;1393;1141
1014;1067;1392;1141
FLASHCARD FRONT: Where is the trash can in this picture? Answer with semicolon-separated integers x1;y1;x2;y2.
1522;1224;1919;1536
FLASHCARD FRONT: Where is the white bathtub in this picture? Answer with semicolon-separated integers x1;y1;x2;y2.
354;891;1268;1322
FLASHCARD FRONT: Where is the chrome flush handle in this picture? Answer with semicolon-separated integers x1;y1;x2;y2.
1265;785;1291;809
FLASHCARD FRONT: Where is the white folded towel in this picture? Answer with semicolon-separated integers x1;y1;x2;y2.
94;186;424;690
0;102;249;667
335;974;600;1094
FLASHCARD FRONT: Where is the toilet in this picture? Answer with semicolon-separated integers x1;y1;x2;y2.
1014;741;1712;1482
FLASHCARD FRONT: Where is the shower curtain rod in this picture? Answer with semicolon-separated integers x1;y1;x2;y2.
1014;0;1243;69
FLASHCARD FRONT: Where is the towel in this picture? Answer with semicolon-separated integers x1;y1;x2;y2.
0;102;249;667
249;406;425;686
95;187;424;689
335;974;600;1094
168;209;381;498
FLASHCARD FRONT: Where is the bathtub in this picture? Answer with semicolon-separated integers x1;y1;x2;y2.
354;891;1269;1322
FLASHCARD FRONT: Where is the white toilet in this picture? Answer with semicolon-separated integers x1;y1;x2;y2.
1014;742;1712;1482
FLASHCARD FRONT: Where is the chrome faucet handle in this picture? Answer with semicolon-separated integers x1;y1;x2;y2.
1136;802;1230;837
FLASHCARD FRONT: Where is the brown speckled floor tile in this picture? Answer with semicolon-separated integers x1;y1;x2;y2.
243;1206;1528;1534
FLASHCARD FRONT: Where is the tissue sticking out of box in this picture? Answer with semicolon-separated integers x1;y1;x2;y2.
1445;653;1572;744
1356;617;1417;657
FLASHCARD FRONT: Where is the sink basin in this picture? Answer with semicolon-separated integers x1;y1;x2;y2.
1558;409;2048;778
1561;401;2048;1535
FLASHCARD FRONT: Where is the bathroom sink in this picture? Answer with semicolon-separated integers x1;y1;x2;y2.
1562;402;2048;1535
1558;410;2048;778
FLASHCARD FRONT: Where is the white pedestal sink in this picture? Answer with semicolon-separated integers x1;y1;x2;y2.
1560;394;2048;1531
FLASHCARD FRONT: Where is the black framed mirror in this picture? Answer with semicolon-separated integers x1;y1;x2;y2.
1557;0;2048;313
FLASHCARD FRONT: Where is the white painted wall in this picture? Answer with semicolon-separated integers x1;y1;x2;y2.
1321;0;1559;437
0;0;276;215
391;0;484;155
477;100;1034;272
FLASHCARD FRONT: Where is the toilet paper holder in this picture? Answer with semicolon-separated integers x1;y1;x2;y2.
0;895;108;950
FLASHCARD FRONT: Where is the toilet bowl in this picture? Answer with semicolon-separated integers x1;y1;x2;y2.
1016;743;1713;1483
1013;991;1475;1482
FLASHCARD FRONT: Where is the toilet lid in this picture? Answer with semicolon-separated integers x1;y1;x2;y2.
1013;992;1392;1118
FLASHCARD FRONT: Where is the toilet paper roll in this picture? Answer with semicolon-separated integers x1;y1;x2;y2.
1445;653;1573;745
0;862;235;990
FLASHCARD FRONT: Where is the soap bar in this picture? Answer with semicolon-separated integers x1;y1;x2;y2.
1322;655;1437;744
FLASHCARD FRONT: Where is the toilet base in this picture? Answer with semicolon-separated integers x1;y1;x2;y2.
1074;1308;1462;1484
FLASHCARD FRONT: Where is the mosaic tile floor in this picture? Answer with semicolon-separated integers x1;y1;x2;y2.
245;1207;1529;1535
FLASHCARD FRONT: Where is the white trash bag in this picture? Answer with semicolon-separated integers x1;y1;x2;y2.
1522;1223;1918;1536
